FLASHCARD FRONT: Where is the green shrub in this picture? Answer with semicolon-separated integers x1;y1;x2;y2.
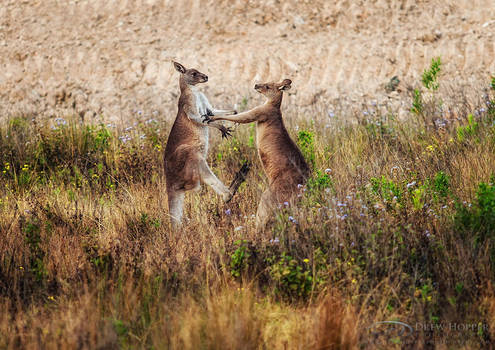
422;57;442;91
411;185;426;210
455;181;495;268
230;240;252;278
297;130;315;169
307;169;333;193
456;181;495;241
23;218;47;283
268;253;313;299
411;57;442;121
432;171;450;200
370;176;402;204
408;171;450;210
456;114;478;142
411;88;423;115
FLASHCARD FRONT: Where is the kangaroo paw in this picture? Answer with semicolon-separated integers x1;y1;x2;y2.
220;125;234;139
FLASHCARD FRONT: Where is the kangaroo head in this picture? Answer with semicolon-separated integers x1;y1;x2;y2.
254;79;292;99
173;61;208;85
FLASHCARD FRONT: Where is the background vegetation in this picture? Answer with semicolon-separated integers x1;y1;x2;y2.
1;65;495;348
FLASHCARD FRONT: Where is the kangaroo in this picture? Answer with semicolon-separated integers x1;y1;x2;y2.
203;79;310;229
164;61;249;228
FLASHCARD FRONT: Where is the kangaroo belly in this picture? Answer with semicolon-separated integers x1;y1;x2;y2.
197;126;209;155
165;143;202;190
165;113;209;180
257;126;308;195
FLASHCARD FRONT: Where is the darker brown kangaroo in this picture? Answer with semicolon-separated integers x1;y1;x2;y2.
204;79;310;228
164;61;249;228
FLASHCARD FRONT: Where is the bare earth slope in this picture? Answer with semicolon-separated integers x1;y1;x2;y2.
1;0;494;123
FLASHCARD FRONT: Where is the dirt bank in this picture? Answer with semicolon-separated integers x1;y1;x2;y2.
1;0;494;124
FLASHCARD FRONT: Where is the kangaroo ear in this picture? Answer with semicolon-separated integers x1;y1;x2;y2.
278;79;292;90
173;61;186;74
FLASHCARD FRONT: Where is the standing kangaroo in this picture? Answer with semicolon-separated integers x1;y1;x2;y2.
164;61;249;228
203;79;310;229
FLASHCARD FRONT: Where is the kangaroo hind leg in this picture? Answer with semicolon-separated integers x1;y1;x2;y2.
168;189;185;229
198;158;230;201
256;190;275;230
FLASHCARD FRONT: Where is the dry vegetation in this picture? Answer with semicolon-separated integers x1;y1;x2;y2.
1;66;495;349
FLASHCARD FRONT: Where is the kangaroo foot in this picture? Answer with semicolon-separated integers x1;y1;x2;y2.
225;162;251;203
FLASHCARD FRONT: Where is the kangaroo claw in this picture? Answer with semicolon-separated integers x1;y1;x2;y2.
220;126;233;139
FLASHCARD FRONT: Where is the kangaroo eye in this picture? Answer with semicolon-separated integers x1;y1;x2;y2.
192;72;197;77
265;85;270;89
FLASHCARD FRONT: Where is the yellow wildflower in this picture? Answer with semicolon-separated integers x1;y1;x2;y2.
426;145;435;152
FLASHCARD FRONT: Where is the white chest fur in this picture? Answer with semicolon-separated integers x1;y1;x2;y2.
191;89;210;153
191;89;208;116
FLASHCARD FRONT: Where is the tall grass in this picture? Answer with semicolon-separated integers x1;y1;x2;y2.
1;76;495;348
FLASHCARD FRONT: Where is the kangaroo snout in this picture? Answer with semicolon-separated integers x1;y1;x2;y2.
203;75;208;82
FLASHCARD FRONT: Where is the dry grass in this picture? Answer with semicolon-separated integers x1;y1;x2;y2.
1;77;495;349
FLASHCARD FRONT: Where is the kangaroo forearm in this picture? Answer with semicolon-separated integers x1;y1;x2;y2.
210;109;261;123
211;108;236;116
190;117;222;130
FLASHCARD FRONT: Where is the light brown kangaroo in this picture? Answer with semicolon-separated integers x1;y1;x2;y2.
203;79;310;229
164;61;249;228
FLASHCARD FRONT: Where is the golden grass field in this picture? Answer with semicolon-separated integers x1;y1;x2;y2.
2;1;495;349
1;72;495;348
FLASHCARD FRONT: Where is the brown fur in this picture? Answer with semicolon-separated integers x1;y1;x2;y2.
205;79;310;228
164;62;237;228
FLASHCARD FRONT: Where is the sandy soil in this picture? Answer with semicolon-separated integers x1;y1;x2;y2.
1;0;494;124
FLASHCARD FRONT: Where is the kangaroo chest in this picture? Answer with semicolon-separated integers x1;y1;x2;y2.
256;123;273;173
192;91;209;116
190;91;209;154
